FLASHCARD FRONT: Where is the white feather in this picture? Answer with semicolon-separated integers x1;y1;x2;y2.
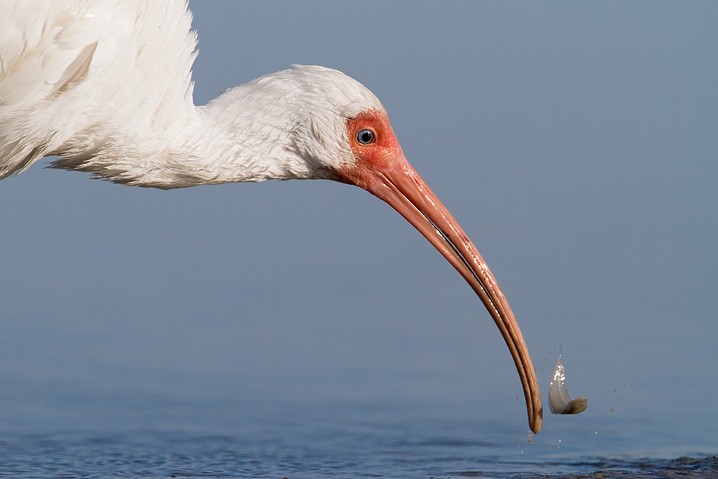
0;0;384;188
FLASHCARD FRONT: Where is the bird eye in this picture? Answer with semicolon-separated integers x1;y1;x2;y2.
356;129;375;145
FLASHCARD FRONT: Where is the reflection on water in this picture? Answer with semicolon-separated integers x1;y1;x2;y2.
0;391;716;479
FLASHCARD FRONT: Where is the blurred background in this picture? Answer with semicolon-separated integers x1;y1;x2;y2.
1;1;716;455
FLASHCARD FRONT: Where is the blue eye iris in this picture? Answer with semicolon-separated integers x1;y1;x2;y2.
356;129;375;145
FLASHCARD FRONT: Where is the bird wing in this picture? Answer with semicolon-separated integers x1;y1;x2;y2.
0;1;101;108
0;0;197;179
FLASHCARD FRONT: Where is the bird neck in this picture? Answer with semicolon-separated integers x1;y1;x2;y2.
53;86;316;190
50;65;372;189
156;101;315;189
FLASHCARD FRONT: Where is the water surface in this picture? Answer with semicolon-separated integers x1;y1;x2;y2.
1;387;715;479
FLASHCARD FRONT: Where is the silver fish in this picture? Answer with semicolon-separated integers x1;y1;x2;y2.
549;353;588;415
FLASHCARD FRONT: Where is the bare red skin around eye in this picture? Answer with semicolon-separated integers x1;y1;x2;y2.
338;110;405;188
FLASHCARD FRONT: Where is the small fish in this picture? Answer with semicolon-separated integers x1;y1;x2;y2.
549;352;588;415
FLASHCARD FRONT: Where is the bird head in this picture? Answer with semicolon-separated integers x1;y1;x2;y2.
209;65;543;432
293;66;543;432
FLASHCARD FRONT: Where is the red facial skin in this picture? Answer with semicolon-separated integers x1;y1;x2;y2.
336;110;543;434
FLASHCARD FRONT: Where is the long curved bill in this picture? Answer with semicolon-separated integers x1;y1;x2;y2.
347;153;543;433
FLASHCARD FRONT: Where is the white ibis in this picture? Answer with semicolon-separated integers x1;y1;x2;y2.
0;0;542;433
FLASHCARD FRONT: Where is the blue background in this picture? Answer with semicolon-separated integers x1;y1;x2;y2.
1;1;716;455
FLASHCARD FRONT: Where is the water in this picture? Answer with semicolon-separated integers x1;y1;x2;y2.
3;431;716;479
1;390;716;478
1;308;716;478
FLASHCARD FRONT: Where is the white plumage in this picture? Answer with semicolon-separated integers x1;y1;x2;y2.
0;0;544;433
1;0;381;187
